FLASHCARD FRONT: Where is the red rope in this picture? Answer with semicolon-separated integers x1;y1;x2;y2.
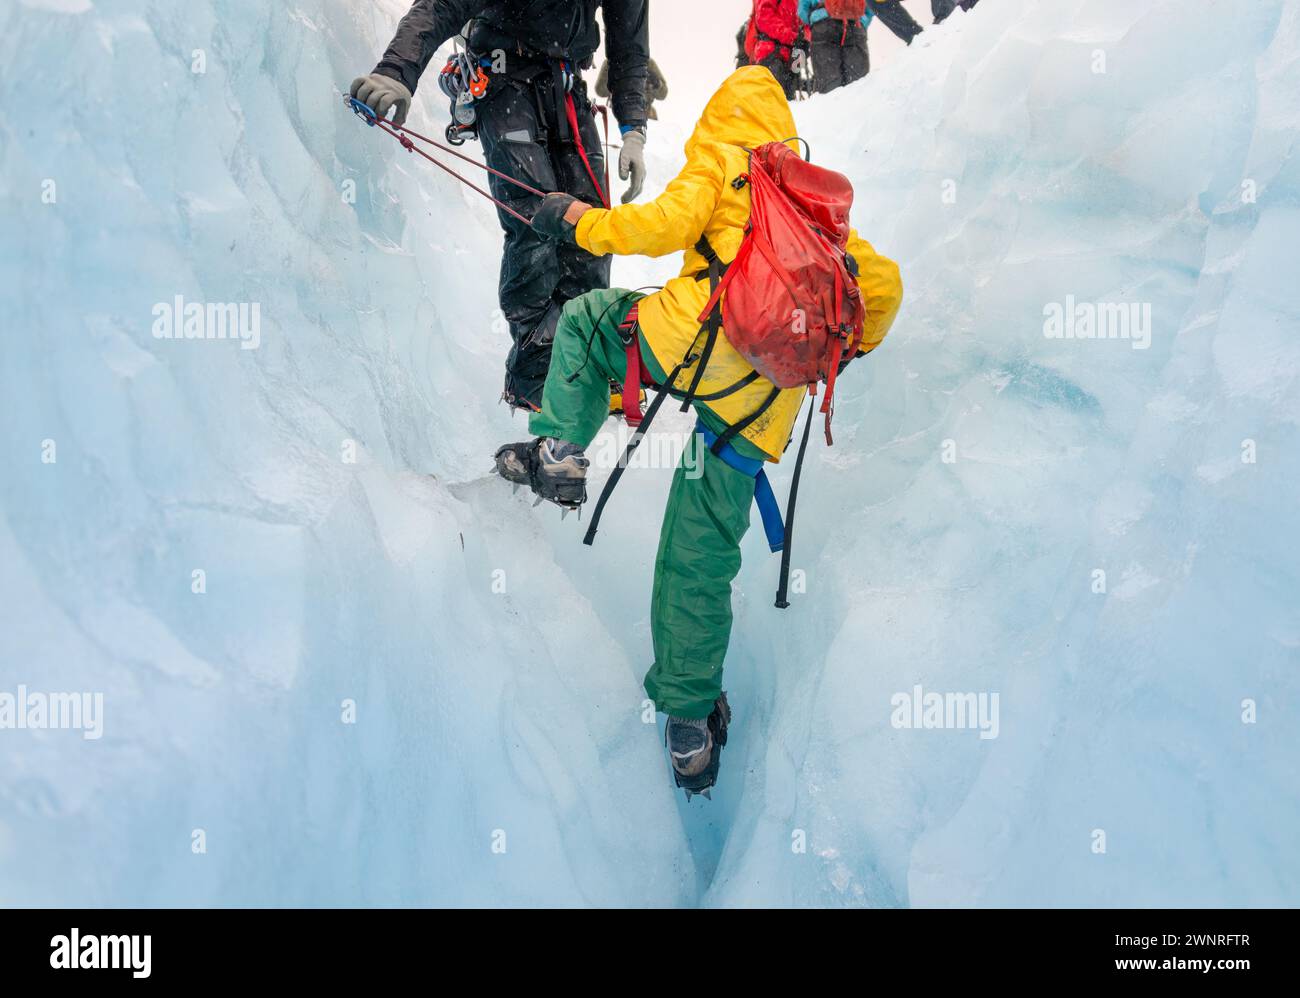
373;120;533;225
595;103;612;209
351;96;610;225
357;106;547;226
387;121;546;198
564;92;610;208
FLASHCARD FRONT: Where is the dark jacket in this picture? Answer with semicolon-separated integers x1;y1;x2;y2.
373;0;650;127
865;0;924;44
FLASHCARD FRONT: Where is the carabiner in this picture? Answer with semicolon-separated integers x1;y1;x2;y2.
347;96;378;126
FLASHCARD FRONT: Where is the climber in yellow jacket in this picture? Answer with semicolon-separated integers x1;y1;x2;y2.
494;66;902;796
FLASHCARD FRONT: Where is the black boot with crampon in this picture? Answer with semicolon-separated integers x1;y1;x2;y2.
666;693;731;801
493;438;588;511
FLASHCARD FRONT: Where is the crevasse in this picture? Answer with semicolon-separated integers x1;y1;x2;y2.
1;0;1297;907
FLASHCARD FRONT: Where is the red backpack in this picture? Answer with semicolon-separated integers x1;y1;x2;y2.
696;140;865;443
825;0;868;19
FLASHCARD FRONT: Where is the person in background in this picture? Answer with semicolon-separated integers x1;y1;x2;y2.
799;0;873;94
932;0;981;23
745;0;806;100
349;1;650;414
596;57;668;120
866;0;924;45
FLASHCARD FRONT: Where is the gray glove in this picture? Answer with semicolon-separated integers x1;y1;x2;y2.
618;127;647;204
350;73;413;126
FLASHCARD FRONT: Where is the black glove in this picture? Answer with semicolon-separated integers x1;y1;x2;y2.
531;193;580;242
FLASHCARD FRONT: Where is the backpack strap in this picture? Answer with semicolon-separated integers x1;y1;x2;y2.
695;421;784;554
650;368;760;404
775;390;818;609
819;263;847;445
679;235;727;411
583;377;782;548
583;352;693;547
688;369;761;402
707;384;780;457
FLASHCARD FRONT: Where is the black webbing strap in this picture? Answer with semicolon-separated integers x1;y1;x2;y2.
774;394;817;609
708;385;780;457
690;369;760;402
679;236;724;412
551;61;571;141
582;357;691;547
655;369;759;404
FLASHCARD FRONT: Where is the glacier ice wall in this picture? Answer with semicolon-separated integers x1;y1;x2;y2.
1;0;1297;906
0;0;698;907
706;0;1300;907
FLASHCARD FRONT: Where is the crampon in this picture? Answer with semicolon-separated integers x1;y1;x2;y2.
493;439;588;512
667;693;731;801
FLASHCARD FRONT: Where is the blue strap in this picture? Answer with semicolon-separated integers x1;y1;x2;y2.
696;422;785;553
753;469;785;554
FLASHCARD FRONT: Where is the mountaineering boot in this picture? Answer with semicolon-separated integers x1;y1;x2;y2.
666;693;731;800
493;438;588;509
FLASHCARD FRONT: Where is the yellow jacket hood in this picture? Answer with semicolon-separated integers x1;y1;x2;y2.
683;67;797;158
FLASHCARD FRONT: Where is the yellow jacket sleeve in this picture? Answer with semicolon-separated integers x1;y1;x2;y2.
575;151;725;258
847;229;903;354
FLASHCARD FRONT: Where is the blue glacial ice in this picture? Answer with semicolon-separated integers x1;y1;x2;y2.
0;0;1297;906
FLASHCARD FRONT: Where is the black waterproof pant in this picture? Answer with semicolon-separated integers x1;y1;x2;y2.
477;66;612;410
758;52;798;100
810;19;869;94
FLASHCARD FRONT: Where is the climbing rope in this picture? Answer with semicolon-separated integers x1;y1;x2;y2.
344;96;545;226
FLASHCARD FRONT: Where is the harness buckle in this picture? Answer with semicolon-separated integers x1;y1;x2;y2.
616;304;640;347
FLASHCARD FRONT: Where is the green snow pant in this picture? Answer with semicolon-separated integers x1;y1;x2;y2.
530;288;767;719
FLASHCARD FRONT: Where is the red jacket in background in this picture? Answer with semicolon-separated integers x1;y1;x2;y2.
746;0;803;64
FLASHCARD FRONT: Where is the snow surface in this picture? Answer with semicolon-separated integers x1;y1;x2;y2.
1;0;1298;907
